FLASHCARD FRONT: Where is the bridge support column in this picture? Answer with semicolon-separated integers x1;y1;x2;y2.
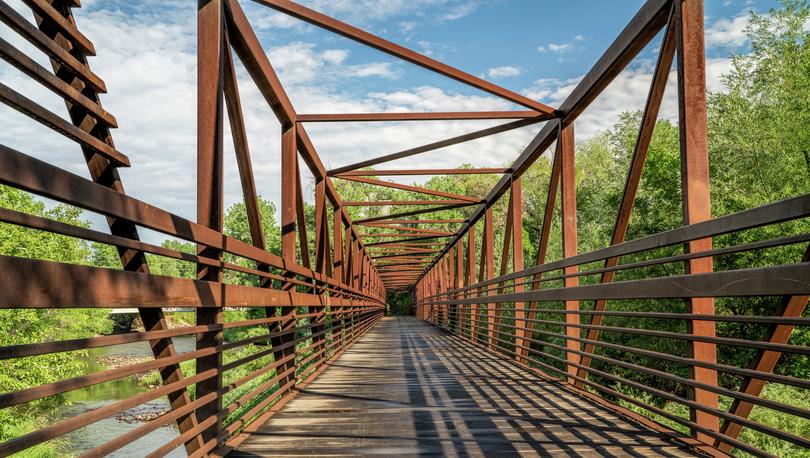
196;0;226;445
483;209;496;351
509;179;526;363
466;227;477;342
676;0;719;441
455;242;464;336
559;123;580;384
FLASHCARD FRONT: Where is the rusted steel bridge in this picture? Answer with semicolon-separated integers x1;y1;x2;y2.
0;0;808;457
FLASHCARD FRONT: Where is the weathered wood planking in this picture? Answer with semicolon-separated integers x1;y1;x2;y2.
230;317;701;457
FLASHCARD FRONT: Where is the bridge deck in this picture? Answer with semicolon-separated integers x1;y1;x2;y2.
230;317;700;457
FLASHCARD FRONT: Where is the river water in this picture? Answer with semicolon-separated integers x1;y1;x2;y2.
60;336;196;457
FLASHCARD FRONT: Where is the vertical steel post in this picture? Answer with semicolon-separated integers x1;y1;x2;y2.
456;241;464;336
274;122;299;391
333;212;344;287
484;208;496;350
510;179;526;361
560;123;579;384
676;0;718;440
196;0;225;443
466;227;477;342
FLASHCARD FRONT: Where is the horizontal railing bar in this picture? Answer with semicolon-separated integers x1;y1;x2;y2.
0;84;130;166
146;408;222;458
0;254;380;309
450;311;810;389
458;314;810;419
0;368;217;456
427;193;810;297
431;262;810;305
0;37;116;126
480;307;810;326
446;232;810;299
0;206;355;295
0;344;217;408
0;146;382;302
1;324;219;359
218;312;381;445
80;391;218;458
22;0;96;55
0;0;106;92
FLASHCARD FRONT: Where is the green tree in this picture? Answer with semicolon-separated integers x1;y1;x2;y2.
0;185;112;455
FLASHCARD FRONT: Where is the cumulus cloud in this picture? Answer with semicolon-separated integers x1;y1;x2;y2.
523;58;732;140
0;0;531;240
537;42;573;53
487;66;522;79
351;62;401;79
0;0;746;243
705;13;750;48
296;0;479;25
439;2;478;22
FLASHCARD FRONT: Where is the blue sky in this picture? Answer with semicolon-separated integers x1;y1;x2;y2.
244;0;776;97
0;0;788;240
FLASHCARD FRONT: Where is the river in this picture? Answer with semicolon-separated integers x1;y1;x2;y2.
60;336;196;457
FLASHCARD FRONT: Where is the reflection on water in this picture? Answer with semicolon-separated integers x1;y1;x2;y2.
97;336;197;357
59;335;196;457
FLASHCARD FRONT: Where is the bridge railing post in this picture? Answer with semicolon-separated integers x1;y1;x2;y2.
559;123;580;384
483;208;496;351
675;0;719;441
196;0;226;446
510;179;527;363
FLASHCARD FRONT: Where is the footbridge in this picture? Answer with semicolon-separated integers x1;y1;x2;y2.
0;0;807;457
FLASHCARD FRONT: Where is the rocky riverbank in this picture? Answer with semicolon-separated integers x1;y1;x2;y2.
97;354;162;390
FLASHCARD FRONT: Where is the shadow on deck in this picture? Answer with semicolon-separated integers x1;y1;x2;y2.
229;317;700;457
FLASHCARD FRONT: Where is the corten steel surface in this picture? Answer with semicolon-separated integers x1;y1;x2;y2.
0;0;808;457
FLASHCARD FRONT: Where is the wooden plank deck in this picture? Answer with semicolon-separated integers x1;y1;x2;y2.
229;317;701;457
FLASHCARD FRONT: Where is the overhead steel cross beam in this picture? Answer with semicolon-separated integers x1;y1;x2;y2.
360;225;455;236
297;111;542;122
337;169;508;177
327;118;543;176
249;0;556;115
225;0;384;289
337;175;482;203
416;0;673;283
344;200;474;206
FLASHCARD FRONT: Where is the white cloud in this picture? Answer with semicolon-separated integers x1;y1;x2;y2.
297;0;479;25
0;0;531;241
268;43;399;84
0;0;745;244
524;58;733;140
321;49;349;65
537;42;573;53
574;35;586;42
439;2;478;22
705;13;749;48
351;62;400;79
398;21;418;33
248;8;303;31
487;66;522;79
